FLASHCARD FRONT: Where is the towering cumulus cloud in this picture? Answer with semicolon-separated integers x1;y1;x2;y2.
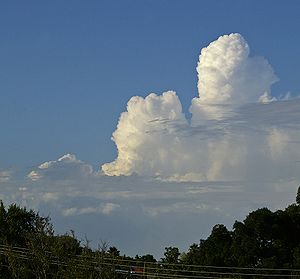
102;33;297;181
102;92;188;177
191;33;278;121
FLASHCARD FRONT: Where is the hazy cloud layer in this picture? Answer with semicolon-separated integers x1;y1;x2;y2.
1;166;298;257
102;33;297;181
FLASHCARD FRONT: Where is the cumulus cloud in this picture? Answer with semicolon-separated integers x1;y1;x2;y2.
28;153;93;181
102;33;299;181
191;33;278;120
101;92;188;177
258;92;277;103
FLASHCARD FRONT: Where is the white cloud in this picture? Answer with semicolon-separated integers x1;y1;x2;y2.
41;192;60;202
101;33;300;182
61;203;120;216
28;170;43;181
258;92;277;103
101;202;120;214
28;153;93;181
191;33;278;121
62;207;78;217
0;170;12;182
102;91;188;177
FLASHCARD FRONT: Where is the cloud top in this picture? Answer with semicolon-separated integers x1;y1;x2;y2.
191;33;278;121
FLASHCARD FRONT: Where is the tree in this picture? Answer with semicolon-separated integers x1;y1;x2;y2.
0;201;54;278
0;201;131;278
297;186;300;205
162;246;180;264
293;244;300;268
182;243;200;265
139;254;156;263
108;246;120;257
197;224;233;266
0;202;48;246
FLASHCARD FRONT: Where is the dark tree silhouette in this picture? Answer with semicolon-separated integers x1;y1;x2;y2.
296;186;300;204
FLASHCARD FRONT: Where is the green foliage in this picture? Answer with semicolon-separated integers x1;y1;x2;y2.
183;203;300;269
297;186;300;204
0;201;48;247
136;253;156;263
107;246;120;257
162;246;180;264
0;201;55;278
199;224;233;266
183;224;233;266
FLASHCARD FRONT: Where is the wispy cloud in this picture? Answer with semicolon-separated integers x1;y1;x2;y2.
62;203;120;216
0;161;298;257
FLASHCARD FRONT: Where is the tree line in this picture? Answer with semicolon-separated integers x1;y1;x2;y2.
0;186;300;278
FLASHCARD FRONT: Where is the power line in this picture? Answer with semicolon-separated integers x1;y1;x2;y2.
1;244;300;278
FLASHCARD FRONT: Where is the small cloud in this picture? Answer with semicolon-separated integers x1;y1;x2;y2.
41;192;60;202
258;92;277;103
101;202;120;215
61;203;120;217
62;207;78;217
78;207;99;215
0;170;12;182
28;154;93;181
38;161;56;169
57;154;78;163
28;170;43;181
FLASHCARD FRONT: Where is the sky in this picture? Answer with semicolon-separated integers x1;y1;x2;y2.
1;0;300;258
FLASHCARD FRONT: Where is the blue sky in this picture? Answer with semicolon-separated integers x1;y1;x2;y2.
1;1;300;257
